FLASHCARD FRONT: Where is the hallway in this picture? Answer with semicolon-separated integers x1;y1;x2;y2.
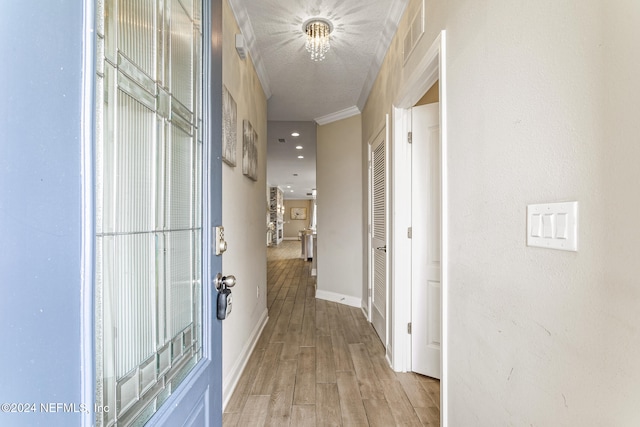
223;241;440;426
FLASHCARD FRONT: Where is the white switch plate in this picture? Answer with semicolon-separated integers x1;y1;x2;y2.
527;202;578;251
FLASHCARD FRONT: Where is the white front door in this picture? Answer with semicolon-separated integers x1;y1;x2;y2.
411;103;441;379
370;129;388;344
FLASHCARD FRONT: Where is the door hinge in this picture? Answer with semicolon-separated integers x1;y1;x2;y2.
408;131;412;144
408;322;412;334
407;227;412;238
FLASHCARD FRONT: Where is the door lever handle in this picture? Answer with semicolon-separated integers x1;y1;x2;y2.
375;246;387;252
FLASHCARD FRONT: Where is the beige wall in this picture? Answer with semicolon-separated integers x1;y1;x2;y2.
363;0;640;425
221;0;268;403
416;80;439;106
283;199;312;239
317;115;363;304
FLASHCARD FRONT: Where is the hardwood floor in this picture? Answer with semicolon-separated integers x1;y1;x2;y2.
223;240;440;426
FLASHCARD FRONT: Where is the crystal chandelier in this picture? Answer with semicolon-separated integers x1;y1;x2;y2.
304;18;333;62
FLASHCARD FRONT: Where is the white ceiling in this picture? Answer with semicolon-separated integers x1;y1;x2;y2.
266;121;317;200
228;0;409;198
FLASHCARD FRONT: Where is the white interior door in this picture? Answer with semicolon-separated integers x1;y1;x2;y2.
411;103;441;379
370;130;388;344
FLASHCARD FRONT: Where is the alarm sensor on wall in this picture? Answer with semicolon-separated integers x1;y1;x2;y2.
235;34;246;60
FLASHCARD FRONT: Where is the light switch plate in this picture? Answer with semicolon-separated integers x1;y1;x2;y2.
527;202;578;251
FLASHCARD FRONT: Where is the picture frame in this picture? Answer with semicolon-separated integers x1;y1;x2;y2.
242;119;258;181
290;207;307;220
222;85;237;166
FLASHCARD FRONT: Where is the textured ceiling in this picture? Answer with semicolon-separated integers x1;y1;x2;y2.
228;0;409;121
228;0;409;198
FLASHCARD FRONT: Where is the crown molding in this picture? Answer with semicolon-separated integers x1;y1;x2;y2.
357;0;410;110
314;106;361;126
227;0;272;99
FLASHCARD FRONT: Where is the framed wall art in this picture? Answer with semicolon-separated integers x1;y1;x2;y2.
242;119;258;181
290;207;307;220
222;85;237;166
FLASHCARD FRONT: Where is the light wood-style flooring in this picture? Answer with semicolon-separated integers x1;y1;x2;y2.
223;240;440;426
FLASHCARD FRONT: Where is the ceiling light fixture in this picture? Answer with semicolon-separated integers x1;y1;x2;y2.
303;18;333;62
296;146;303;150
291;132;300;137
298;155;304;159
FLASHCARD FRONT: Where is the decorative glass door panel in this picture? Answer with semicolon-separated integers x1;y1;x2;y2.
95;0;203;425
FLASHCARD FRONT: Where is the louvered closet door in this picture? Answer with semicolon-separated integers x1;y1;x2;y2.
94;0;216;425
370;130;388;344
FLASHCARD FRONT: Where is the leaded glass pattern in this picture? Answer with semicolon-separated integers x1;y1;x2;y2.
95;0;203;425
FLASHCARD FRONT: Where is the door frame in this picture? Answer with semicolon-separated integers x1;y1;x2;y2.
390;30;448;425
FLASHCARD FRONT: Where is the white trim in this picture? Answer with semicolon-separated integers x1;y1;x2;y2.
314;106;361;125
390;105;413;373
383;114;391;362
392;30;448;426
283;237;299;241
439;31;449;427
394;40;440;107
357;0;411;110
81;0;96;425
315;289;362;308
226;0;272;98
222;308;269;409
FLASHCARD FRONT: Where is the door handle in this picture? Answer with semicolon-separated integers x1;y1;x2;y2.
375;246;387;253
214;273;236;291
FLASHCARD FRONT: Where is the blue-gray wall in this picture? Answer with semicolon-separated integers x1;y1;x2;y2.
0;1;91;426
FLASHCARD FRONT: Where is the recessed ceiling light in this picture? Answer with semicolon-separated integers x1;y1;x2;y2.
290;190;294;193
291;132;300;137
298;155;304;159
296;145;303;150
286;185;291;188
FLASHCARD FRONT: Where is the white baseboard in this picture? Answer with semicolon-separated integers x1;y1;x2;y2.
222;308;269;409
315;289;362;308
283;237;299;241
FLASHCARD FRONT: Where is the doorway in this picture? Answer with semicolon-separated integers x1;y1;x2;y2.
390;30;448;425
368;122;390;352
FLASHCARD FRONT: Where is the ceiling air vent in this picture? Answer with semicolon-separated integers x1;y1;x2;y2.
403;0;424;64
278;138;286;143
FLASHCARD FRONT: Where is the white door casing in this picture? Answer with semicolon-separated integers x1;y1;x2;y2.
411;103;441;379
391;30;447;425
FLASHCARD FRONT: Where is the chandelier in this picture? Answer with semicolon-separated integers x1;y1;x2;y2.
304;18;333;62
